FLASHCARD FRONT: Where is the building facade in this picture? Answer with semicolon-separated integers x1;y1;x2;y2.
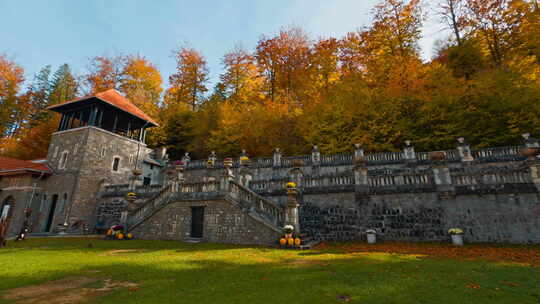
2;89;540;245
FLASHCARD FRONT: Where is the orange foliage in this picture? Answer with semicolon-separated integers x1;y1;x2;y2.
314;242;540;266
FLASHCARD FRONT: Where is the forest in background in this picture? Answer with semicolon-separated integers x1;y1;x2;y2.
1;0;539;161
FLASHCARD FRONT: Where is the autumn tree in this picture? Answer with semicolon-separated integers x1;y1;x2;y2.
255;27;311;105
220;46;264;105
0;54;25;137
85;55;124;93
167;46;209;110
120;55;163;119
438;0;470;46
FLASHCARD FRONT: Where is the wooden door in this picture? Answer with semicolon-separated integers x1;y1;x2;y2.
190;206;204;238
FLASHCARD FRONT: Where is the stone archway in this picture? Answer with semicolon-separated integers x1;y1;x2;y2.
0;196;15;247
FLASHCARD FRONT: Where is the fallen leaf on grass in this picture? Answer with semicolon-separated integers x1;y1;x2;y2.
467;283;481;289
501;281;520;287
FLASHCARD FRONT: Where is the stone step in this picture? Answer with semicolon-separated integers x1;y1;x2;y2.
183;238;203;243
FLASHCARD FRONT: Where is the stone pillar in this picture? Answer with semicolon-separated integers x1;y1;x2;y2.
220;159;234;191
523;133;540;148
273;148;282;167
181;152;191;164
529;163;540;192
457;137;474;161
354;143;364;161
207;151;217;168
403;140;416;161
311;145;321;166
432;163;455;199
285;187;300;233
288;168;303;189
354;164;369;193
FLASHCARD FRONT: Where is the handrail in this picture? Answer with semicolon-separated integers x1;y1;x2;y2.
228;180;285;226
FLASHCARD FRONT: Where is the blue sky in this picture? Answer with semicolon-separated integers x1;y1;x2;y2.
0;0;445;91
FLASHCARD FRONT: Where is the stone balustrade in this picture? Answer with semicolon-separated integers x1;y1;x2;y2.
228;181;285;226
180;144;528;170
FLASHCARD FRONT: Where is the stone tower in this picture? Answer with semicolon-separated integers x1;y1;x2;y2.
42;89;158;232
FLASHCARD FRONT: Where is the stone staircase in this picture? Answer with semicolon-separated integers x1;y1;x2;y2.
125;180;286;235
123;179;322;248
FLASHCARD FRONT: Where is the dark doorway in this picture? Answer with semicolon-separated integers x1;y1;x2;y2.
45;194;58;232
143;177;151;186
190;206;204;238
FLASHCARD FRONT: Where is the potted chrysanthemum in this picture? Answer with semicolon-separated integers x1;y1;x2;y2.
239;155;250;165
283;225;294;239
366;229;377;244
286;182;297;195
448;228;464;246
223;157;234;168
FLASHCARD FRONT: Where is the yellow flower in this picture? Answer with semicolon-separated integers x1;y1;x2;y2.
286;182;297;188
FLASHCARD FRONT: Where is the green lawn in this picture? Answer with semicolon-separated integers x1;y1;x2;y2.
1;238;539;304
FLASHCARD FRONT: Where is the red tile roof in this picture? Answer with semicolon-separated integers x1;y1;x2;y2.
0;156;51;176
47;89;159;126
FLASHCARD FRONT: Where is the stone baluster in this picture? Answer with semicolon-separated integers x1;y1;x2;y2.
403;140;416;162
273;148;282;167
457;137;474;161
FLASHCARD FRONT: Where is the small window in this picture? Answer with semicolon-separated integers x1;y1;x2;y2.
112;157;121;172
100;147;106;158
53;146;59;158
59;151;69;169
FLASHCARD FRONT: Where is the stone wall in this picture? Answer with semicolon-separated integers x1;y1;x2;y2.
0;174;47;236
297;192;540;244
173;143;540;244
131;198;280;245
44;126;153;232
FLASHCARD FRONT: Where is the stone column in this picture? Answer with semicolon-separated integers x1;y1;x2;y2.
457;137;474;161
273;148;282;167
285;187;300;233
403;140;416;162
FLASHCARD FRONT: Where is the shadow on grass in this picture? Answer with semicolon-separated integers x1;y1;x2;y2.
1;239;540;304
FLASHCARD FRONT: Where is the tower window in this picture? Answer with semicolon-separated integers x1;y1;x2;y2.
112;157;121;172
59;151;69;169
